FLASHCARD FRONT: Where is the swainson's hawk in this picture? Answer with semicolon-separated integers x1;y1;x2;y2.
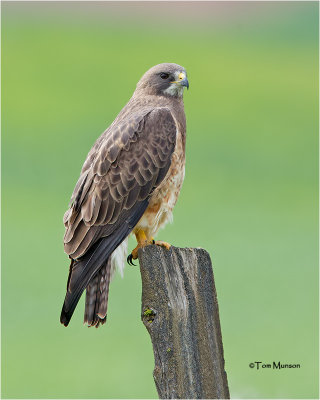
60;63;189;327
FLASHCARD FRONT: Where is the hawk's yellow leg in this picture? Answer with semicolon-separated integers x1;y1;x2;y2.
127;230;171;265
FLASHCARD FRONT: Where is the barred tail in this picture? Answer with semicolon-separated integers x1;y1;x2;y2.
84;258;111;327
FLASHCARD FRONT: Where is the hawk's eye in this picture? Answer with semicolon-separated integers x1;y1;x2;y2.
160;73;170;80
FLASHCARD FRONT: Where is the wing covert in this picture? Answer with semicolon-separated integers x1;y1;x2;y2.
63;107;177;259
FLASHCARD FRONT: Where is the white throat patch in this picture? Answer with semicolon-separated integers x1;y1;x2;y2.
163;84;185;97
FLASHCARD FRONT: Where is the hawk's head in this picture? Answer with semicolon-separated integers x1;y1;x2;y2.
136;63;189;98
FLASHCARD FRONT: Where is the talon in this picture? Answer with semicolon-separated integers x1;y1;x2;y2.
126;254;136;266
128;230;160;266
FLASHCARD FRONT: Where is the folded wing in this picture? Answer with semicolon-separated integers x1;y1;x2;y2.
60;107;177;326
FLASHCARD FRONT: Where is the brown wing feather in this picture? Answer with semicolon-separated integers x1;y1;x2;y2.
63;107;177;259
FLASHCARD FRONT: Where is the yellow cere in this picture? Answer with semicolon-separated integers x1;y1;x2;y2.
178;72;185;80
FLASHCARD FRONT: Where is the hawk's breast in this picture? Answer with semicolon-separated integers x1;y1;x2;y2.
134;126;185;237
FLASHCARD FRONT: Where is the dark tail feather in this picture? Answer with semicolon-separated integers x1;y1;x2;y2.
84;258;111;328
60;198;149;327
60;237;115;327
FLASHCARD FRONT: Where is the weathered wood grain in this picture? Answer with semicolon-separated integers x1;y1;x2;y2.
138;245;229;399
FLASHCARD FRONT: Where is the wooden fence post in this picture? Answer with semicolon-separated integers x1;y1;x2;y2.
138;245;229;399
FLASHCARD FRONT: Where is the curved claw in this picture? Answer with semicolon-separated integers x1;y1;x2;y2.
127;254;136;266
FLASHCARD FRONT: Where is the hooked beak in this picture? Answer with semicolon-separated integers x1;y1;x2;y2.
180;76;189;90
172;72;189;90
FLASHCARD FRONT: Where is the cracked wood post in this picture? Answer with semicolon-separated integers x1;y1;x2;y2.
138;245;229;399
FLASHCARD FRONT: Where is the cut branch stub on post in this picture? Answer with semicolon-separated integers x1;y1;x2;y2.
138;245;229;399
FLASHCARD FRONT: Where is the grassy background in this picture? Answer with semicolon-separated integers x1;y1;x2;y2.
2;2;318;398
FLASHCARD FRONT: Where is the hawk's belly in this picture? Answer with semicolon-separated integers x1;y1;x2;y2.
134;132;185;238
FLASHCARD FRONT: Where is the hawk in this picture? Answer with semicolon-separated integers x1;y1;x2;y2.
60;63;189;327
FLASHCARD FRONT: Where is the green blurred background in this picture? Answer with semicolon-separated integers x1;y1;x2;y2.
2;1;318;398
